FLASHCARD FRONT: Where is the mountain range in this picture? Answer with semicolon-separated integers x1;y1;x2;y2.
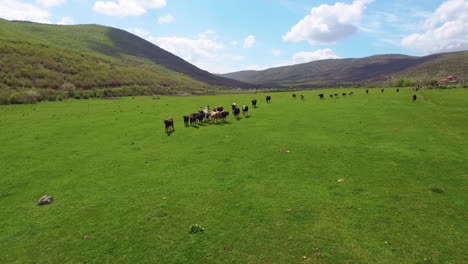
220;51;467;88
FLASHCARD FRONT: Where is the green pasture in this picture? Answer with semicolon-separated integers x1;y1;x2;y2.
0;88;467;263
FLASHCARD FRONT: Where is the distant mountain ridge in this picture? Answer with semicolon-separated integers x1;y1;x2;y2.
220;51;468;88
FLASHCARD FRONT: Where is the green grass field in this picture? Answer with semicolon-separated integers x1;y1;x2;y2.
0;88;467;264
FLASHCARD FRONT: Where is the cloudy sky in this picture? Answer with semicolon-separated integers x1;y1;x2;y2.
1;0;467;73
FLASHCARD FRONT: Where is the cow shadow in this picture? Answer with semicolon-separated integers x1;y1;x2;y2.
166;130;175;136
212;121;232;125
244;115;251;119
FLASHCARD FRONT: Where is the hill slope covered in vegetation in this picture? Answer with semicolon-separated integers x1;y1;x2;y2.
0;19;252;103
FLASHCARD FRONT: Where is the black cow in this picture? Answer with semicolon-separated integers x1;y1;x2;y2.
366;89;369;94
330;94;333;98
334;93;339;97
349;92;354;96
190;114;198;126
231;103;238;114
251;99;257;108
233;107;241;117
221;111;229;121
300;95;304;100
266;96;271;103
413;94;417;102
342;93;347;96
164;117;174;133
183;115;189;127
292;93;297;99
242;105;249;115
381;88;384;93
318;94;324;99
396;88;400;93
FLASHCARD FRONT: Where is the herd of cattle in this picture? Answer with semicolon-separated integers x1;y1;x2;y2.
163;89;419;133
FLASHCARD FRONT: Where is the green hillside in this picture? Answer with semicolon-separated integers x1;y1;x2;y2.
220;52;468;88
0;19;252;104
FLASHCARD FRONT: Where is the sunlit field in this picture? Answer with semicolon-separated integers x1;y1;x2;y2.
1;88;467;264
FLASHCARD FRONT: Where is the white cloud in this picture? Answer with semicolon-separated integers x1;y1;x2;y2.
0;0;51;23
230;41;239;46
401;0;468;54
283;0;373;44
56;16;74;25
292;48;339;64
243;35;256;48
153;33;224;62
158;14;174;24
36;0;66;7
272;49;281;56
93;0;166;16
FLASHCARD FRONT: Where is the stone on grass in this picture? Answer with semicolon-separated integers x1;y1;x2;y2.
38;195;54;206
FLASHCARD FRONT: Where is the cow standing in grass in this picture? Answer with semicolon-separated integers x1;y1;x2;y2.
242;105;249;116
233;107;241;118
366;89;369;94
396;88;400;93
266;96;271;103
300;95;304;100
251;99;257;108
292;94;297;99
231;103;238;114
381;88;384;93
413;94;417;102
164;117;174;133
183;115;189;127
221;111;229;121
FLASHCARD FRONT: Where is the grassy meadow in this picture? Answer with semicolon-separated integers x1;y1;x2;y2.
0;88;467;264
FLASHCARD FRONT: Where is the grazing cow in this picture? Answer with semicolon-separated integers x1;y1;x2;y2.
233;107;241;117
330;94;333;98
413;94;417;102
163;117;174;133
334;93;339;96
349;92;354;96
266;96;271;103
342;93;347;96
396;88;400;93
300;95;304;100
381;88;384;93
183;115;189;127
366;89;369;94
318;94;324;99
251;99;257;108
292;93;297;99
242;105;249;115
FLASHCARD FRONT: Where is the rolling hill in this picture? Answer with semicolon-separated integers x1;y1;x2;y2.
0;19;253;98
220;51;468;88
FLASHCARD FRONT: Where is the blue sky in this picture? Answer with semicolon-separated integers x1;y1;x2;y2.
1;0;467;73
